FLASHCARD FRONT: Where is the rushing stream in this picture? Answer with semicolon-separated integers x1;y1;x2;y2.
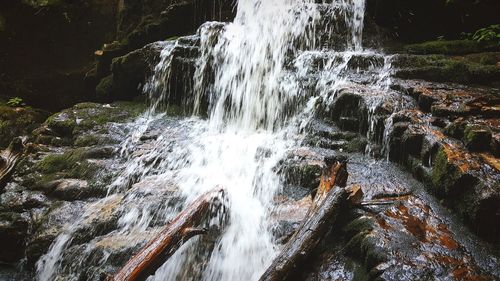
35;0;398;280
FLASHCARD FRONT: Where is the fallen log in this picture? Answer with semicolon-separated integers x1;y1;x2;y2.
0;138;25;190
259;160;349;281
110;187;225;281
315;159;348;202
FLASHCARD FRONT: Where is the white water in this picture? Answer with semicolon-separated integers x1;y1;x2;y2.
35;1;398;280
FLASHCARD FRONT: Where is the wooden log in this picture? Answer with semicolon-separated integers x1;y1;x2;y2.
0;138;24;190
260;188;348;281
110;187;225;281
259;160;349;281
306;159;348;216
316;159;348;200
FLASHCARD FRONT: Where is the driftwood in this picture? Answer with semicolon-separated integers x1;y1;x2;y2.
0;138;25;190
110;187;225;281
259;160;349;281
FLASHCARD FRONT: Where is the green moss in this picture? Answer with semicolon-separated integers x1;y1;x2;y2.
50;102;146;133
46;113;77;137
404;40;498;55
0;105;48;148
443;121;466;139
74;135;100;147
463;125;492;152
35;148;97;181
395;54;500;84
431;148;461;195
113;101;147;117
95;75;114;101
345;137;368;153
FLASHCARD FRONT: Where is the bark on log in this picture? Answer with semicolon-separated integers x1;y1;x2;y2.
259;160;348;281
315;159;348;202
110;187;225;281
0;138;24;190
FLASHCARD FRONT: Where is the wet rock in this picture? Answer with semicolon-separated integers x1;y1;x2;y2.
444;118;467;139
100;35;203;110
36;101;145;145
26;201;84;266
377;83;500;241
92;0;235;91
70;195;124;246
41;179;91;201
404;40;499;55
463;124;492;152
328;91;368;133
102;42;164;101
393;53;500;85
344;195;495;280
279;147;331;190
0;183;49;212
60;230;156;281
0;211;30;263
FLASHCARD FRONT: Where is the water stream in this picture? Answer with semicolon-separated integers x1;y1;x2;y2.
35;1;396;280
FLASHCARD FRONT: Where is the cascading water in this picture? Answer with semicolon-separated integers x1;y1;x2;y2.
35;1;397;280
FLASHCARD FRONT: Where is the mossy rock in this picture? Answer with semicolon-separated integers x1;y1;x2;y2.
74;135;103;147
404;40;499;55
431;147;478;196
443;120;466;139
463;125;492;152
34;148;99;183
45;111;78;137
95;75;115;102
0;105;48;149
44;101;146;140
345;137;368;153
394;54;500;85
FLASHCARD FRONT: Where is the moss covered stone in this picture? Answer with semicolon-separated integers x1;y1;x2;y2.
432;148;461;195
46;112;77;137
74;135;101;147
443;120;466;139
34;148;98;183
44;101;146;137
431;147;479;196
95;75;115;102
463;125;492;152
394;53;500;85
345;137;368;153
0;104;48;149
404;40;499;55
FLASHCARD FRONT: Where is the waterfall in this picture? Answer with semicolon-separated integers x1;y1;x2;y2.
36;1;380;280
